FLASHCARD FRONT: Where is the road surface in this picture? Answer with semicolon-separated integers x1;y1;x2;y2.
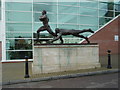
3;73;119;88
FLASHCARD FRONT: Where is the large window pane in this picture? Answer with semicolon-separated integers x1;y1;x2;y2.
79;7;98;16
99;2;108;10
58;5;78;14
115;11;120;16
99;2;114;10
79;25;98;31
6;11;32;22
33;0;57;4
6;32;32;38
58;24;79;30
6;51;33;60
108;2;114;10
115;3;120;15
0;0;1;20
6;39;32;50
115;4;120;10
79;16;98;25
6;23;32;32
5;2;32;11
58;14;77;24
99;10;114;17
99;17;112;25
80;0;98;8
58;2;78;6
33;3;57;13
99;10;107;17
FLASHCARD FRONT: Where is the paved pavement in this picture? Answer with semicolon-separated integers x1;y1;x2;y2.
3;73;119;88
1;54;119;86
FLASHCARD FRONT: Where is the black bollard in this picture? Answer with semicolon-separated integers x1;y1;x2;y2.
107;50;112;69
24;56;30;78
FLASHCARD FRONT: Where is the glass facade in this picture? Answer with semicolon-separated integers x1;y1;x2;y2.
4;0;120;60
0;0;1;20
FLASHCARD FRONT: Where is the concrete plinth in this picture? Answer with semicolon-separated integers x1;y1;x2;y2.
32;44;101;74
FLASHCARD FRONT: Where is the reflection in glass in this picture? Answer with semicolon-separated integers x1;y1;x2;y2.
6;39;32;50
99;17;112;25
99;10;114;17
6;32;32;38
6;51;33;60
6;23;32;32
99;2;114;10
115;11;120;16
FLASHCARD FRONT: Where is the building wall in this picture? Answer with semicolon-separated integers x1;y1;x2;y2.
2;1;120;61
0;41;1;61
82;16;119;55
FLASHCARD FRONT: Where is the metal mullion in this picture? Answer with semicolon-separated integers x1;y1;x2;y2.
32;0;34;61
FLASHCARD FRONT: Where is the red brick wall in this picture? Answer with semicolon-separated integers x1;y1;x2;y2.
82;16;119;55
0;41;2;61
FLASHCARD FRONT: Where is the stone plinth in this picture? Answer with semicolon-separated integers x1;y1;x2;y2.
32;44;101;74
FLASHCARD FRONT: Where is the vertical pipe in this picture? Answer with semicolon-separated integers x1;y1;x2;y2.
107;50;112;69
24;56;30;78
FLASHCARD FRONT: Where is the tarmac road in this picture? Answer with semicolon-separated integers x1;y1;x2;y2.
3;73;119;88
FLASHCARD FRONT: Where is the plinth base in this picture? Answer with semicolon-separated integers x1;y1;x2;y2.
32;44;101;74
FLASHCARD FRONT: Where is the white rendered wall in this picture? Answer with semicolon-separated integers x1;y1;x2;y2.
32;44;101;74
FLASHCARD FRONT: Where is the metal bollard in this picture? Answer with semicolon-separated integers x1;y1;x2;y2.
107;50;112;69
24;56;30;78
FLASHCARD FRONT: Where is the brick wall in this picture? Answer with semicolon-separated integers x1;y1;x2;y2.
82;16;119;56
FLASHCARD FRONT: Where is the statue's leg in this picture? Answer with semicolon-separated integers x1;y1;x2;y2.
37;26;46;40
73;34;90;44
60;36;64;44
50;34;62;43
46;26;56;36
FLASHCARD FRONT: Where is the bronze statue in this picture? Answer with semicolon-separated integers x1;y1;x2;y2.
50;28;94;44
36;10;56;40
36;10;94;44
